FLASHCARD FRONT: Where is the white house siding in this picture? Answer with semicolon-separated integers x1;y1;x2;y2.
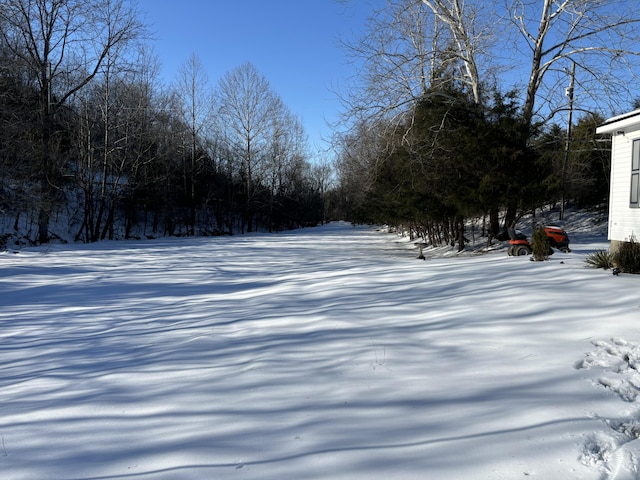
597;114;640;244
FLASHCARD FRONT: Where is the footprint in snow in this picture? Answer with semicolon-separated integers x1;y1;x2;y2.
577;338;640;478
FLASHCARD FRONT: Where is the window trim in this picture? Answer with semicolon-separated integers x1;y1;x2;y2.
632;139;640;207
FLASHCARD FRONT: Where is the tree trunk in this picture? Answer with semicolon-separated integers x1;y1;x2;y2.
457;216;465;252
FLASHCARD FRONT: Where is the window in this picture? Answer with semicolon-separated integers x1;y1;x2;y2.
632;139;640;207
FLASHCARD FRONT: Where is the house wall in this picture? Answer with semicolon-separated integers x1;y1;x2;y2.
608;124;640;245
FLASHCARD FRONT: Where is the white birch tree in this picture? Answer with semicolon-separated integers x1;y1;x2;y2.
509;0;640;124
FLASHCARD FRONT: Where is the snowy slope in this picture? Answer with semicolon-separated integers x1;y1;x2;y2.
1;218;639;479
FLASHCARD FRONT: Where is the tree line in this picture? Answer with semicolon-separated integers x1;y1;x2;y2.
331;0;639;250
0;0;331;247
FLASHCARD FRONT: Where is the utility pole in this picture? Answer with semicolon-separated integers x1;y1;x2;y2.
560;61;575;220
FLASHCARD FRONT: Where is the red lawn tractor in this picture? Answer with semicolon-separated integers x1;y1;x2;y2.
507;225;571;256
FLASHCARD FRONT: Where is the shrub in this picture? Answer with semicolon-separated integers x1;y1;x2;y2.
614;236;640;274
585;249;614;269
531;225;550;261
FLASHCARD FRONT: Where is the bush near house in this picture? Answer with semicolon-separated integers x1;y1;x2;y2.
614;236;640;274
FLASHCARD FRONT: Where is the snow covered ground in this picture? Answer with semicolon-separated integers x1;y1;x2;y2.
1;214;640;479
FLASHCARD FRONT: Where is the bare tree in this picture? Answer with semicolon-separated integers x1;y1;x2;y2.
341;0;640;125
311;160;334;225
264;97;307;231
333;119;391;219
339;0;445;130
72;45;162;242
215;62;278;232
339;0;500;134
420;0;497;105
176;53;211;235
509;0;640;124
0;0;144;243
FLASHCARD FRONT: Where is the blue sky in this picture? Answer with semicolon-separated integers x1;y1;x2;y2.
137;0;376;156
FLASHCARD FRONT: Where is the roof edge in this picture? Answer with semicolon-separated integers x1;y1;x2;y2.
597;109;640;134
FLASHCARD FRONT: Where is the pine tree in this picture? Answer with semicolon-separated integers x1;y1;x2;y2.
532;226;551;261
